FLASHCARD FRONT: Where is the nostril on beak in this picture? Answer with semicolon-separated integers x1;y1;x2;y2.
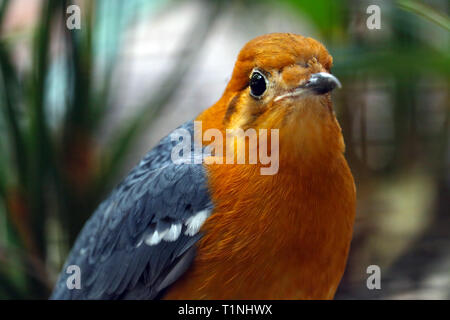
302;72;341;95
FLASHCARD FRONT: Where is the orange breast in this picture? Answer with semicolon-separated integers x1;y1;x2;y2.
164;153;355;299
163;87;356;299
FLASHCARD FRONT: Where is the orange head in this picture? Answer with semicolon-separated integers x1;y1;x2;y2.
199;33;344;164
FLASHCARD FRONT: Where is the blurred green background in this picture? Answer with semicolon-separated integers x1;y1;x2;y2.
0;0;448;299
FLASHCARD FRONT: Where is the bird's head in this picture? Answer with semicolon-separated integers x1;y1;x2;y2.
214;33;345;160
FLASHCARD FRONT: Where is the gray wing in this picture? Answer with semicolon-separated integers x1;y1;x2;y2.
50;121;213;300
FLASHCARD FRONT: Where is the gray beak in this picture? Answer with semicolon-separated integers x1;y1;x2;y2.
301;72;342;95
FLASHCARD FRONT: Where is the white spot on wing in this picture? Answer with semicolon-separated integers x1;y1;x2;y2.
184;209;211;236
163;223;182;241
143;209;211;246
135;239;143;248
144;223;182;246
145;229;168;246
145;231;160;246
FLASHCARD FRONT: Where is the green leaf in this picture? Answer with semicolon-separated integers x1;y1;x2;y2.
397;0;450;31
0;45;28;188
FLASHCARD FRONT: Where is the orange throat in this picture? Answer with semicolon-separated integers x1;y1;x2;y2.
164;95;356;299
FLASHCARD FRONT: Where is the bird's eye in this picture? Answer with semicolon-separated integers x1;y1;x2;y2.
249;71;267;98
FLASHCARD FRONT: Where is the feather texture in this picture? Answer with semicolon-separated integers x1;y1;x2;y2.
51;121;213;300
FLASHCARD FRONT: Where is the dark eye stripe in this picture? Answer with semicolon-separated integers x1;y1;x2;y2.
223;93;241;124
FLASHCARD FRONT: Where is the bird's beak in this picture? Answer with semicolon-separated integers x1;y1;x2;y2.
274;72;341;102
300;72;341;95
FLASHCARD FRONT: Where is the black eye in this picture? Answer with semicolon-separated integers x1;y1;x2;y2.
249;71;267;98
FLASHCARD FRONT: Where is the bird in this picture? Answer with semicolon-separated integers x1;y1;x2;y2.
51;33;356;300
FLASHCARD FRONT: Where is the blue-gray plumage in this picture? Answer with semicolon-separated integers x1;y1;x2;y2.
50;121;213;299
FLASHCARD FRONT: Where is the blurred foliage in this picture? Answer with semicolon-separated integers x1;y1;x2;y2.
0;0;221;298
279;0;449;298
0;0;448;299
397;0;450;31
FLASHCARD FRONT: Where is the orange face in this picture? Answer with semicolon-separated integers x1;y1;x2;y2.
204;33;345;163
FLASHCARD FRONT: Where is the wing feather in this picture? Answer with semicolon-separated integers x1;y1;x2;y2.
50;121;212;299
